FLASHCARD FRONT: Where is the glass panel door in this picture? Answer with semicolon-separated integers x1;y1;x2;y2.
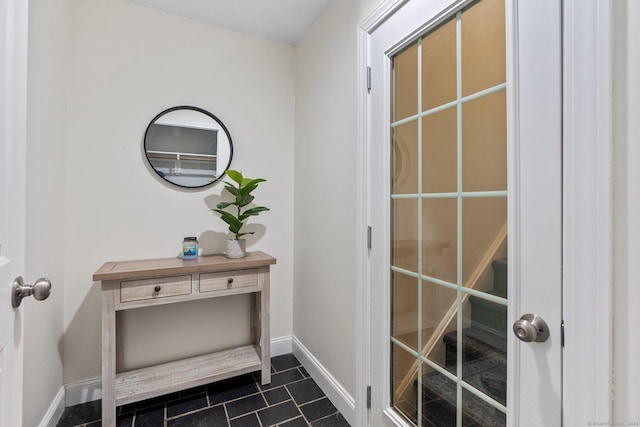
389;1;507;425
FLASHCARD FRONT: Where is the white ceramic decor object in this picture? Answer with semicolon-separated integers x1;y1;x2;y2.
226;239;246;258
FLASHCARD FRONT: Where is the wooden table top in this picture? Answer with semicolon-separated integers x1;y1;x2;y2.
93;251;276;281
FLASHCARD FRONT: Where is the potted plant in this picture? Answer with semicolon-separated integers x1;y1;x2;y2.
213;170;269;258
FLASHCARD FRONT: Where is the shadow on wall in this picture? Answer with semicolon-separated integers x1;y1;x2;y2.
64;282;102;386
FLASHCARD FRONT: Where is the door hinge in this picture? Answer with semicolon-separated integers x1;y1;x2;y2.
367;226;372;249
366;66;372;92
561;320;565;347
367;385;372;409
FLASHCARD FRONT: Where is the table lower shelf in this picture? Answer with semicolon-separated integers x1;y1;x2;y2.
114;344;263;406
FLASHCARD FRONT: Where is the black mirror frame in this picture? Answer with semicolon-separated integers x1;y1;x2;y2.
143;105;234;189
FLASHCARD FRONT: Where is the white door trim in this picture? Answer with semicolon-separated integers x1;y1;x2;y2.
356;4;411;424
355;25;370;427
561;0;613;425
355;0;613;425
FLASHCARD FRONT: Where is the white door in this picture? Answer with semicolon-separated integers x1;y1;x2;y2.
0;0;28;425
367;0;562;426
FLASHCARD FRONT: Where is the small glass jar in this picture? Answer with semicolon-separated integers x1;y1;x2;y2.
182;237;198;260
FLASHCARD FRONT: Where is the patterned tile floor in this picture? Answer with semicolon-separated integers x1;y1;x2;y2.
56;354;350;427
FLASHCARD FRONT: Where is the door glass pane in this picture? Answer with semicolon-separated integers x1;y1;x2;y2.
423;107;457;193
393;43;418;121
462;389;506;426
392;271;419;352
393;120;419;195
393;198;418;274
461;0;506;97
390;1;507;425
422;198;457;284
392;342;420;424
422;19;457;111
422;283;457;371
462;90;507;192
462;198;507;289
462;298;507;405
420;364;458;427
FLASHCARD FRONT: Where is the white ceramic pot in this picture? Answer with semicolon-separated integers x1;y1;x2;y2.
225;239;246;258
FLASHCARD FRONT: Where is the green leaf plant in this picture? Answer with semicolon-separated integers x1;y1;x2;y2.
213;170;270;240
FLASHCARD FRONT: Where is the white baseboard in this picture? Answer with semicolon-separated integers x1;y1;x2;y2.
38;386;65;427
292;336;356;426
63;336;294;407
65;375;102;407
271;335;293;357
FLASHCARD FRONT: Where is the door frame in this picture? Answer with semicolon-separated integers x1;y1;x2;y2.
561;1;612;425
355;0;612;425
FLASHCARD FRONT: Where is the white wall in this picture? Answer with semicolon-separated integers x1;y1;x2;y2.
63;0;295;384
294;0;381;400
613;1;640;422
24;0;68;425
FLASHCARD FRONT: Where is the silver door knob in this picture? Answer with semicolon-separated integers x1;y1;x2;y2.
513;313;549;342
12;276;52;308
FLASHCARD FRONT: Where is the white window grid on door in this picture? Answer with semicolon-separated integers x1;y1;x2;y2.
389;8;507;426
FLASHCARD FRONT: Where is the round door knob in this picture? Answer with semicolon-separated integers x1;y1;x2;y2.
32;278;52;301
513;313;550;343
227;278;234;288
513;320;538;342
154;286;161;292
12;276;52;308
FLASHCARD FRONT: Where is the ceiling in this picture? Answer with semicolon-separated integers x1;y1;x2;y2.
126;0;333;46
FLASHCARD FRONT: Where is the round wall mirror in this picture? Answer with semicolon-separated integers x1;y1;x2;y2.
144;106;233;188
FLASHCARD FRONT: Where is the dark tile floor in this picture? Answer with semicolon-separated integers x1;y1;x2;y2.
56;354;350;427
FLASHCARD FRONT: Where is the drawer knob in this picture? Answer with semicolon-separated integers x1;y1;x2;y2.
154;286;161;292
227;278;233;288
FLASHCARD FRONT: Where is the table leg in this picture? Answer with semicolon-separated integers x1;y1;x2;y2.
260;268;271;385
101;283;117;426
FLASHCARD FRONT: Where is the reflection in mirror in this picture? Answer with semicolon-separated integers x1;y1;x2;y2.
144;106;233;188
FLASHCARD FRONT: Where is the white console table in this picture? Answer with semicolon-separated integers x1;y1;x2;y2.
93;251;276;426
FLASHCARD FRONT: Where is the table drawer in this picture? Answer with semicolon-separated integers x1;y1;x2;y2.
120;275;192;303
199;269;258;293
